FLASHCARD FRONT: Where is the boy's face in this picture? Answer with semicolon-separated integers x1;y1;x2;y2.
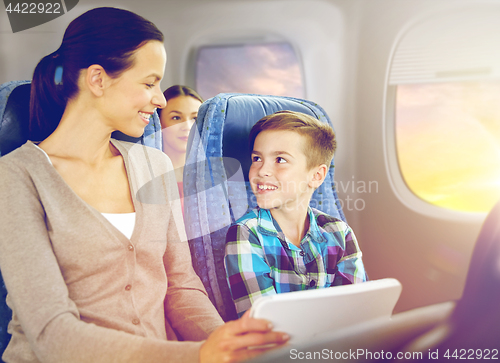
249;130;322;213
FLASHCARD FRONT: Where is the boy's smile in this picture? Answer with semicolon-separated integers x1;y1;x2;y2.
249;130;317;214
256;184;278;191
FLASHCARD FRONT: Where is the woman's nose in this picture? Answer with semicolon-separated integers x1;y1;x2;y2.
153;87;167;109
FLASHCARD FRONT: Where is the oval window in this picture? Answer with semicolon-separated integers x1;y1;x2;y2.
195;42;304;100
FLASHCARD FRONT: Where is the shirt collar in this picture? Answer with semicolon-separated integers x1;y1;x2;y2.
256;207;327;244
305;208;327;243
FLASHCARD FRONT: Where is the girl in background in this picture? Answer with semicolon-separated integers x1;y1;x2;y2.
159;85;203;210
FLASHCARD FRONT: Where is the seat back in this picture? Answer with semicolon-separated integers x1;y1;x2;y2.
0;80;32;354
0;80;163;355
183;93;346;321
385;200;500;358
0;81;31;157
430;199;500;350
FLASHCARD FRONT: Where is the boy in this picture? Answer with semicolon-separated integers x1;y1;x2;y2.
224;110;367;317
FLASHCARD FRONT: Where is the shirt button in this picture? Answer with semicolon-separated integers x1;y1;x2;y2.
125;285;132;291
300;251;305;256
310;280;316;287
132;319;140;325
128;245;134;251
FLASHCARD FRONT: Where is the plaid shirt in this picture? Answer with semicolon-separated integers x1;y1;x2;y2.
224;207;367;317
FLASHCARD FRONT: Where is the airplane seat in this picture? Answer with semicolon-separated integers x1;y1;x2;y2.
398;199;500;357
0;79;163;355
183;93;347;322
0;79;31;355
0;80;31;157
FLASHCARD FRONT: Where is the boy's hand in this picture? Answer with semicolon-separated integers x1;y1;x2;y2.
199;310;289;363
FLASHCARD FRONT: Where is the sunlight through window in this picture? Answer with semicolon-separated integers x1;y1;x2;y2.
396;81;500;213
195;42;304;100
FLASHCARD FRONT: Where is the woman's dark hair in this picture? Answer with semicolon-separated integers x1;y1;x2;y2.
159;85;203;114
29;7;164;141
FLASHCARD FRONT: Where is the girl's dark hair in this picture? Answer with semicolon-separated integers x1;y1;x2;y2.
29;7;164;141
159;85;203;114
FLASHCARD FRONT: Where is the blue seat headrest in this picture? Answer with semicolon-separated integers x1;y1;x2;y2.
0;81;31;157
221;95;327;182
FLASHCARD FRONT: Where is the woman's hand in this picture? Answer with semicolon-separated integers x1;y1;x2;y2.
199;310;289;363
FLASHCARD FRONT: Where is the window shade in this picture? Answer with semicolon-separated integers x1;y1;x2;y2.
389;7;500;85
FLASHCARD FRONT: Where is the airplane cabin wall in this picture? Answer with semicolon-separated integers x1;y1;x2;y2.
348;0;498;312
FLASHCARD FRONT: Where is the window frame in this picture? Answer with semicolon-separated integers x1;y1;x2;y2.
383;4;500;221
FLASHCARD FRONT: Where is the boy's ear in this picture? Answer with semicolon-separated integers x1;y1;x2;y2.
309;164;328;189
85;64;109;97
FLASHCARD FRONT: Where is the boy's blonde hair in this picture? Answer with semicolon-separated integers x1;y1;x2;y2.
249;110;336;169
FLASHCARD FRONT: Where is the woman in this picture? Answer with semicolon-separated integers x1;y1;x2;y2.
159;85;203;210
0;7;288;363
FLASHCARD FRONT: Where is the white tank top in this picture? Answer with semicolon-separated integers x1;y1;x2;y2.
101;213;136;239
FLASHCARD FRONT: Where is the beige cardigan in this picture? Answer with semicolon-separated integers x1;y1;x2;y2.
0;140;223;362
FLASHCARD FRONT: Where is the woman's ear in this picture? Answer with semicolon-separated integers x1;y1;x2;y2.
86;64;107;97
309;164;328;189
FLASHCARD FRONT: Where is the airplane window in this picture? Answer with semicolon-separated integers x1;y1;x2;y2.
195;42;304;100
395;81;500;213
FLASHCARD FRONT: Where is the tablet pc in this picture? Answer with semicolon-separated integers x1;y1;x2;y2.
249;278;402;344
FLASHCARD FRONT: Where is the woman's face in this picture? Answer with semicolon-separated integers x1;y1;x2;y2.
100;40;167;137
160;95;202;156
